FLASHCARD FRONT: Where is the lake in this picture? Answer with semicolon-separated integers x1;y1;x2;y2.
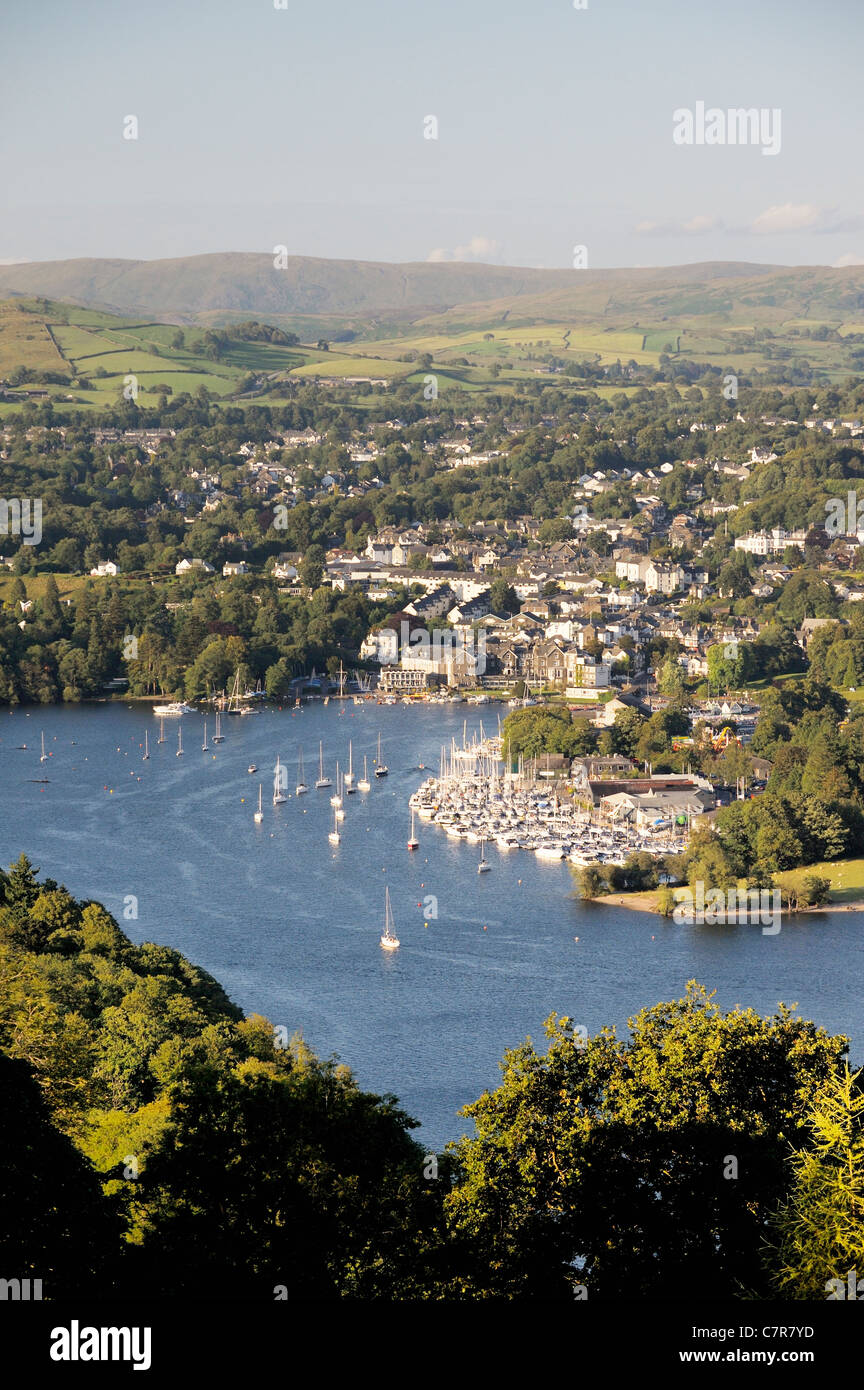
3;699;863;1150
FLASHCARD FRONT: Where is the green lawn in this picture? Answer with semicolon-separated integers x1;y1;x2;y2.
776;857;864;905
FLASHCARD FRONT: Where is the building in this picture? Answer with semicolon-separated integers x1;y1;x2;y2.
89;560;118;577
734;528;807;556
175;557;215;575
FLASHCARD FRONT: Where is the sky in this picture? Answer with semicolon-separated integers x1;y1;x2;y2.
2;0;863;270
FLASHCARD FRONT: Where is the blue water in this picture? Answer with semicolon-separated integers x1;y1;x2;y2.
3;701;863;1150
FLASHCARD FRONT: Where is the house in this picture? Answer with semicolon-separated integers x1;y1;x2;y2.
403;586;456;621
175;557;215;575
90;560;118;577
222;561;250;577
645;562;685;595
615;554;650;584
734;528;807;556
565;652;612;690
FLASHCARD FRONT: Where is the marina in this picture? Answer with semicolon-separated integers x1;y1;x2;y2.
410;731;688;867
2;700;863;1150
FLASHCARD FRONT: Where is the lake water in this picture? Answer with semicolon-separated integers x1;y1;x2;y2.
3;700;863;1150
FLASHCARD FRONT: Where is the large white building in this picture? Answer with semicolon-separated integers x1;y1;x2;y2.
734;528;807;556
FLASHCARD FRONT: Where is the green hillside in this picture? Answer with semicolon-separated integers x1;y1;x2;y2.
3;252;864;414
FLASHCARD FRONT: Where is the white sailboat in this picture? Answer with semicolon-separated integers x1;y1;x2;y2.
176;725;183;757
227;668;243;715
40;732;47;763
212;711;225;743
315;740;332;789
328;806;340;844
296;747;308;795
478;837;491;873
330;763;343;808
202;719;209;751
143;730;149;760
344;740;355;788
379;885;400;951
273;755;287;804
374;732;388;777
357;755;371;792
157;716;166;745
407;809;418;851
254;784;264;823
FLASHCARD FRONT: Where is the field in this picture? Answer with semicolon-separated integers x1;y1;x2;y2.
3;267;863;415
0;302;67;376
776;857;864;906
0;572;91;603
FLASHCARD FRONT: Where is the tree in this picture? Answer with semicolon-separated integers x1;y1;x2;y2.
799;874;831;908
577;864;606;900
658;655;686;697
489;578;520;615
130;1036;447;1298
0;1054;121;1296
300;545;325;589
765;1067;864;1299
445;984;847;1300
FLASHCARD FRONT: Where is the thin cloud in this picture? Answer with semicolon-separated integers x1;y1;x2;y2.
751;203;827;234
427;236;500;263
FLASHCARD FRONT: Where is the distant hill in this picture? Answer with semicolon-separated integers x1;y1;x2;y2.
0;254;581;323
3;255;864;412
2;251;858;320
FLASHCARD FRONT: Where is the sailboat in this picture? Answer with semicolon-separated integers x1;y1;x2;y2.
328;806;340;845
379;885;400;951
157;716;166;745
357;755;371;792
202;719;209;751
330;763;343;808
344;739;355;789
315;740;332;789
212;711;225;744
40;732;47;763
407;809;418;851
374;732;388;777
227;668;243;715
478;837;491;873
254;784;264;823
143;730;149;761
176;725;183;757
296;747;308;795
273;755;287;804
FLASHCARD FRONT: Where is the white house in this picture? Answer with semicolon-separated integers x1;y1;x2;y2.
175;557;215;575
90;560;118;577
645;562;685;595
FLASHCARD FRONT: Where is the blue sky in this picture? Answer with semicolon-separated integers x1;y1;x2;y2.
2;0;862;268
